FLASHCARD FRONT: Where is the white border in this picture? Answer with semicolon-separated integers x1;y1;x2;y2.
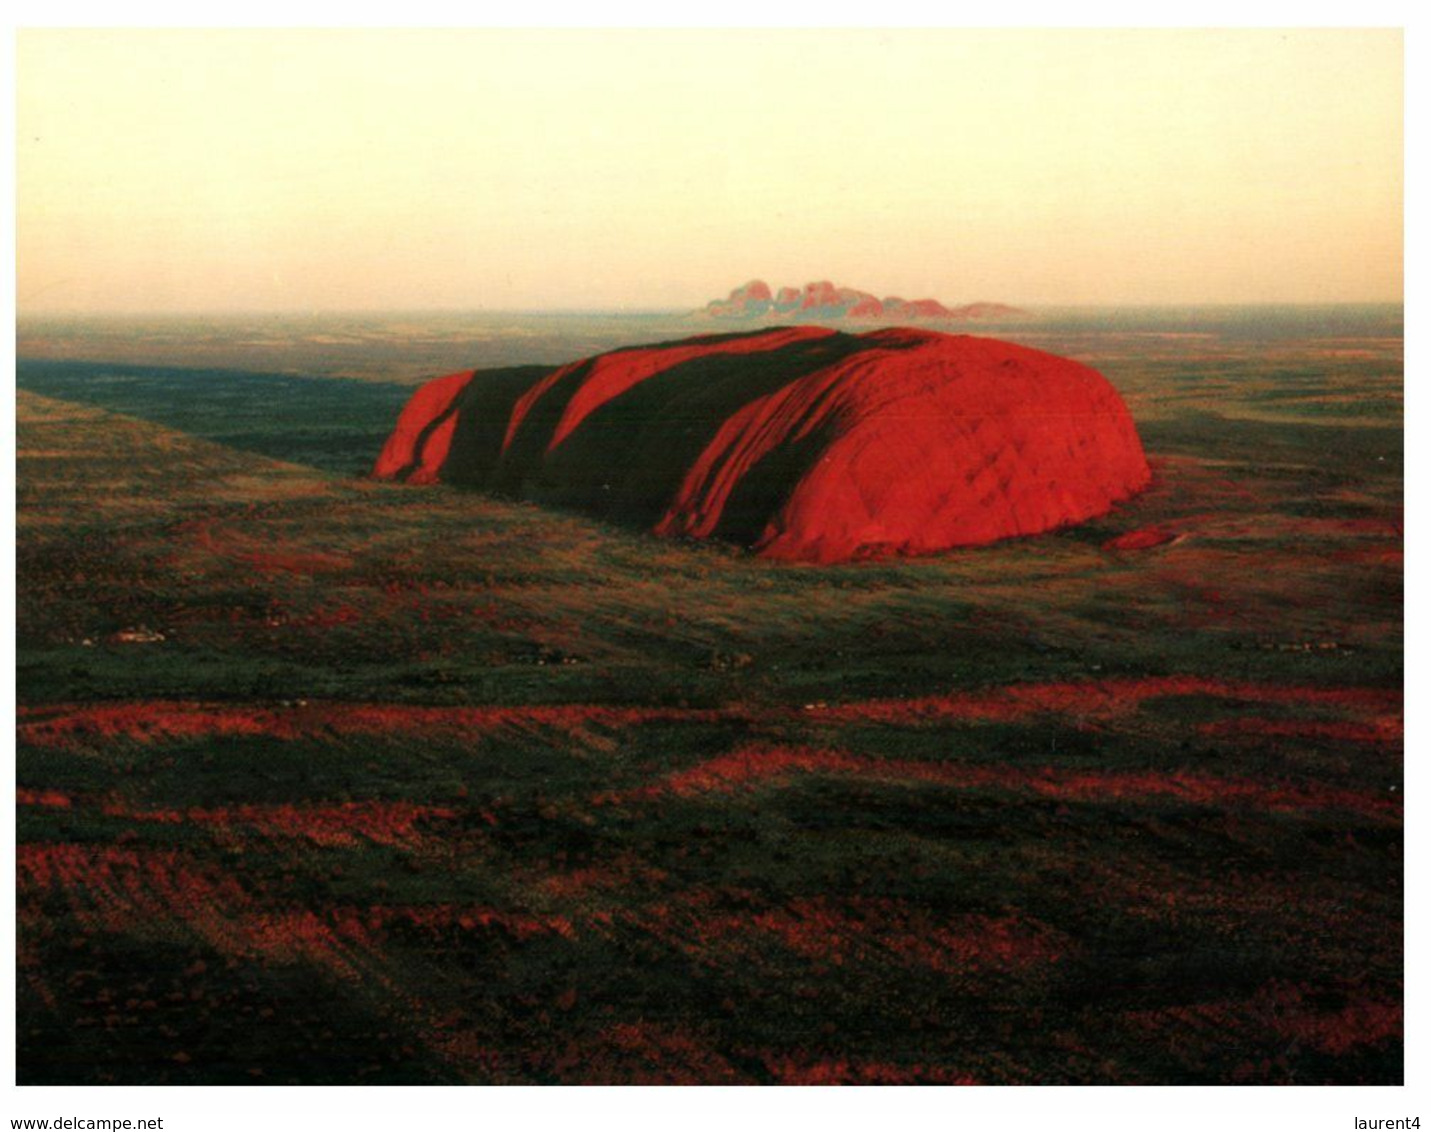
4;7;1420;1130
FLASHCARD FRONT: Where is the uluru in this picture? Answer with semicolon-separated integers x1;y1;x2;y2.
373;326;1151;563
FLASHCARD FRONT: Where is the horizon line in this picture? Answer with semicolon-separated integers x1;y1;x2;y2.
16;299;1408;320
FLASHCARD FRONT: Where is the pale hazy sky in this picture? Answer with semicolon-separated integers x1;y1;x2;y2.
16;28;1402;313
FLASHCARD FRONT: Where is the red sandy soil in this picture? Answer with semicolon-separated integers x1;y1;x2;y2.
17;840;1070;977
93;799;460;850
697;896;1068;973
14;699;729;747
599;741;1398;820
1104;525;1182;552
18;740;1398;823
761;1057;979;1085
1197;718;1401;744
374;328;1152;563
1119;983;1402;1068
186;517;355;576
804;674;1400;726
16;676;1399;751
15;843;577;980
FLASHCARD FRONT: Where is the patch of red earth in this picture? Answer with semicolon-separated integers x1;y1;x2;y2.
1141;455;1262;505
1329;547;1403;567
1028;769;1400;818
532;857;669;900
16;843;235;902
1145;511;1401;566
1199;717;1402;745
95;798;459;849
762;1056;978;1085
19;676;1400;754
16;842;578;977
632;890;1068;976
1121;982;1401;1067
1268;988;1402;1057
1103;525;1181;552
290;603;365;628
236;908;381;980
1294;516;1403;540
742;897;1067;974
251;596;534;634
1118;998;1275;1080
550;1022;745;1085
15;906;60;1010
15;700;730;749
1053;854;1400;950
187;519;353;575
355;903;577;942
18;703;301;746
237;548;355;575
812;675;1400;728
608;741;1400;820
15;844;260;959
612;744;866;800
16;787;72;808
17;969;59;1015
420;1028;505;1081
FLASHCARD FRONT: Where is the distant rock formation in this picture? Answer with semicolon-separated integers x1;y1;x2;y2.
374;327;1149;563
704;279;1024;322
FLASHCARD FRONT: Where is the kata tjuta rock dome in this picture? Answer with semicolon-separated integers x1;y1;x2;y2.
373;326;1152;564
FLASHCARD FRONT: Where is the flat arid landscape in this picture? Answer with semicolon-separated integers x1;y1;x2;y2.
14;305;1403;1084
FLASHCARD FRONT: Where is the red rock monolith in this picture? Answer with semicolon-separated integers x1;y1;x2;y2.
374;327;1151;563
